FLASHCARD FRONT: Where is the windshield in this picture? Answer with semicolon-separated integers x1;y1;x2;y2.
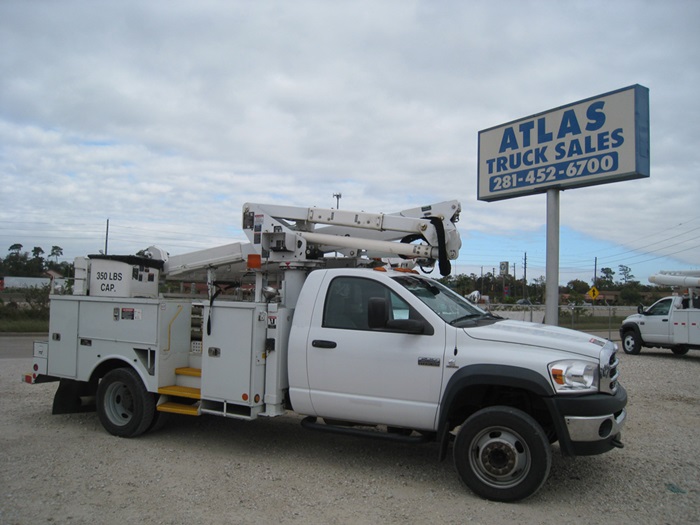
392;274;491;325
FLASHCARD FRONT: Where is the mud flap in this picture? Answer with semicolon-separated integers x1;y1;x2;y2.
52;378;97;414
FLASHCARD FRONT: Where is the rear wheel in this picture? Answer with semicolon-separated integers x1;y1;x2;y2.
622;330;642;355
97;368;155;437
672;346;689;355
453;406;551;502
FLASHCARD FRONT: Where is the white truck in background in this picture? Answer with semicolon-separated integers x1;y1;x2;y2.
620;270;700;355
25;200;627;502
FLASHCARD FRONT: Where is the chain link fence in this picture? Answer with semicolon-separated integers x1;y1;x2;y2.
487;303;639;341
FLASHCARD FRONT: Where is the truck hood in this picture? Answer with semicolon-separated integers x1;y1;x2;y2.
463;319;610;360
622;313;642;324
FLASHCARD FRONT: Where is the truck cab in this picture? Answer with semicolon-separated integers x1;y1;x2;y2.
620;295;700;355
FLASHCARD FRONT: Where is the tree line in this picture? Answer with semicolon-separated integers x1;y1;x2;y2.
0;244;72;277
439;264;669;306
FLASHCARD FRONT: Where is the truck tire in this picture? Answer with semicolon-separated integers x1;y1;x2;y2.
97;368;155;438
622;330;642;355
453;406;551;502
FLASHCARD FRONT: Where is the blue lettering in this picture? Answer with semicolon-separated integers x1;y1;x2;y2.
523;149;534;166
499;127;519;153
554;142;566;160
486;158;496;174
567;139;583;156
509;152;522;169
518;121;534;148
537;117;553;144
497;157;507;171
534;146;548;163
611;128;624;147
585;101;606;131
597;131;610;151
558;109;582;138
584;136;596;153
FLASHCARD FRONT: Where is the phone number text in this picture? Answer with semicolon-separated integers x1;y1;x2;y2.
489;152;619;193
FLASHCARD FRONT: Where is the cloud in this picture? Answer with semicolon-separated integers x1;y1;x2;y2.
1;0;699;283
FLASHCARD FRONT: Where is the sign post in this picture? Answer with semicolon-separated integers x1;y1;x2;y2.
478;85;650;325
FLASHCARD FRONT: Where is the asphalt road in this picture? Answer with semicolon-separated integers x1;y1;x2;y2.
0;333;46;359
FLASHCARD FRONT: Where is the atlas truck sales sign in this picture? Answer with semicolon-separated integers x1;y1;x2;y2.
478;85;649;201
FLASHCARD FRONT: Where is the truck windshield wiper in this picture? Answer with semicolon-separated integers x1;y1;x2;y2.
449;313;483;325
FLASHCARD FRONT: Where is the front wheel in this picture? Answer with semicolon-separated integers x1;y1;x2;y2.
97;368;155;437
622;330;642;355
453;406;551;502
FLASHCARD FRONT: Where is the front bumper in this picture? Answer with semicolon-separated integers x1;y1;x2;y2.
547;385;628;456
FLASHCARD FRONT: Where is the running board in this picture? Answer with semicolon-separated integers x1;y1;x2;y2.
157;401;201;416
300;416;432;444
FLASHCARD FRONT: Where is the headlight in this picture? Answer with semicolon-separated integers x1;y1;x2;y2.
548;360;598;393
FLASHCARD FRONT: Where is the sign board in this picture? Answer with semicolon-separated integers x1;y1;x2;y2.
588;286;600;300
478;85;650;202
499;261;509;276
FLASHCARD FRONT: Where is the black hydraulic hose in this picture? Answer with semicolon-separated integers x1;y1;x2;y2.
206;288;220;336
429;217;451;277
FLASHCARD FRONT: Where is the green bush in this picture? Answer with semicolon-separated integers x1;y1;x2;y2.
0;285;51;332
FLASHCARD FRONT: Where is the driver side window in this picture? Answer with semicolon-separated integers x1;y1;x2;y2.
323;276;414;330
647;299;671;316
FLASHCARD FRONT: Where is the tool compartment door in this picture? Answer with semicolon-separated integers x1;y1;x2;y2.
47;297;79;378
201;302;267;405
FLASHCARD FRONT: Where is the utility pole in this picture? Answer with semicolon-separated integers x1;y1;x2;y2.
333;192;342;209
594;256;598;287
523;252;528;299
104;218;109;255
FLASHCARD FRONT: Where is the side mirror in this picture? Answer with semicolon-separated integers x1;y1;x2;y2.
368;297;389;329
386;318;425;334
637;304;645;315
368;297;425;334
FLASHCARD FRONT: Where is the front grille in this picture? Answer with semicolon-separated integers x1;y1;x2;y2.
599;344;619;394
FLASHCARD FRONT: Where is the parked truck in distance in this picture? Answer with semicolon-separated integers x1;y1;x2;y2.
25;200;627;502
620;270;700;355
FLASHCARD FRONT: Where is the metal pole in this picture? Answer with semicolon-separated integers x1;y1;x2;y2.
545;189;560;326
105;218;109;255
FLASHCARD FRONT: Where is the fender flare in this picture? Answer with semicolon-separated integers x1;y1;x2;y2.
620;322;643;344
88;355;151;390
436;364;556;461
620;322;642;337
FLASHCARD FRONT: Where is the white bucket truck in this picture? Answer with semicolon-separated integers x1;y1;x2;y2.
25;200;626;502
620;270;700;355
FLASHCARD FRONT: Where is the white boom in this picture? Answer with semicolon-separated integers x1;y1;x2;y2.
160;200;461;281
648;270;700;288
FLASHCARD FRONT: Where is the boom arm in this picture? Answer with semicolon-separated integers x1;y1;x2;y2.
158;200;461;282
242;200;461;276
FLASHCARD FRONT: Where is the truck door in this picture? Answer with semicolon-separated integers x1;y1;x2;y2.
642;297;674;344
305;275;446;431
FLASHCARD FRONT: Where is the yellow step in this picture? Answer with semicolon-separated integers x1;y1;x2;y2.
157;401;200;416
158;385;201;399
175;367;202;377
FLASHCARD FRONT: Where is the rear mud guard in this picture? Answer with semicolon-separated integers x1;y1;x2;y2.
52;378;97;415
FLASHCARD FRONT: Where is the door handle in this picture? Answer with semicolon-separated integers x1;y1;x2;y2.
312;340;337;348
662;319;668;322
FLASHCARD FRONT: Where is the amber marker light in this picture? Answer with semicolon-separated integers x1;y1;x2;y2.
551;368;565;385
247;254;262;269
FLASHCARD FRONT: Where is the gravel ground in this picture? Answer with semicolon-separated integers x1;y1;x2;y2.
1;334;699;524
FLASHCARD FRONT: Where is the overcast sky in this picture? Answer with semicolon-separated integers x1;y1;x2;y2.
1;0;699;287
